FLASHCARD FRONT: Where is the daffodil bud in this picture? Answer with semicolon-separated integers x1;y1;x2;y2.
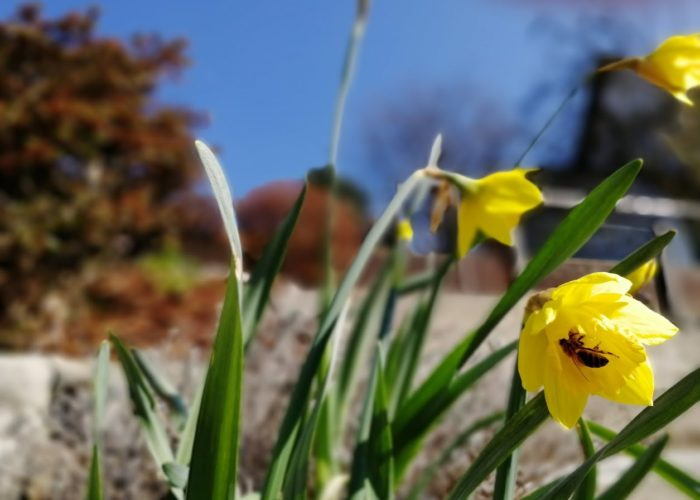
598;33;700;106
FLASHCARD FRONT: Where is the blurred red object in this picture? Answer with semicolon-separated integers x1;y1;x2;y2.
236;180;369;287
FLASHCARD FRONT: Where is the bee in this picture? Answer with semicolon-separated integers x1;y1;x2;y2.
559;331;617;369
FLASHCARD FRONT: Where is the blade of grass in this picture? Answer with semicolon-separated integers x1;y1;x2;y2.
407;411;504;500
493;360;527;500
597;434;669;500
261;171;423;500
574;419;596;500
447;392;549;499
110;334;181;498
186;261;244;500
243;184;307;347
586;420;700;498
535;367;700;500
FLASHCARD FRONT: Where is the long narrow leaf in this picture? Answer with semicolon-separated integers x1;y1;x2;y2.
447;392;549;499
86;445;103;500
133;349;188;426
536;367;700;499
261;171;423;500
575;419;596;500
493;360;527;500
597;435;668;500
283;302;350;499
608;230;675;276
110;334;181;498
195;140;242;271
243;184;307;346
407;411;504;500
186;262;244;500
393;340;517;476
389;258;452;414
86;341;110;500
586;420;700;498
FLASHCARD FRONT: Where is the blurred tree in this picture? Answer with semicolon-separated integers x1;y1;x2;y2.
0;4;213;344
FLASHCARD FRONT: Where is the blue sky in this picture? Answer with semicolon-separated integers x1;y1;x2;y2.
2;0;699;204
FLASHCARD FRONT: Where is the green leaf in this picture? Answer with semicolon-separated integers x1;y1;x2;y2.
575;419;596;500
175;380;204;466
132;349;188;426
608;230;675;277
388;258;452;415
396;159;642;474
194;140;243;266
535;367;700;500
261;171;423;500
393;340;517;477
93;340;110;441
586;420;700;499
447;392;549;499
85;445;103;500
243;184;307;347
337;258;392;409
86;341;110;500
186;262;244;500
407;411;504;500
163;462;190;490
110;334;182;498
493;360;527;500
597;434;669;500
283;302;350;499
349;345;394;500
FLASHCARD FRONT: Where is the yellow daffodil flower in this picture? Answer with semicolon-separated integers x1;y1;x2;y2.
625;259;658;295
426;168;542;258
598;33;700;105
518;272;678;428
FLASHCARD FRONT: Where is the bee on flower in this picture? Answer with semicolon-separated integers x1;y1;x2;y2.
422;165;543;258
518;272;678;428
598;33;700;105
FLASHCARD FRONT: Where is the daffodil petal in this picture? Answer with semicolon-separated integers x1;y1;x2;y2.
613;296;679;345
523;305;557;336
552;272;632;304
477;210;519;246
602;360;655;406
474;169;543;215
457;198;478;258
518;329;548;392
543;346;589;428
